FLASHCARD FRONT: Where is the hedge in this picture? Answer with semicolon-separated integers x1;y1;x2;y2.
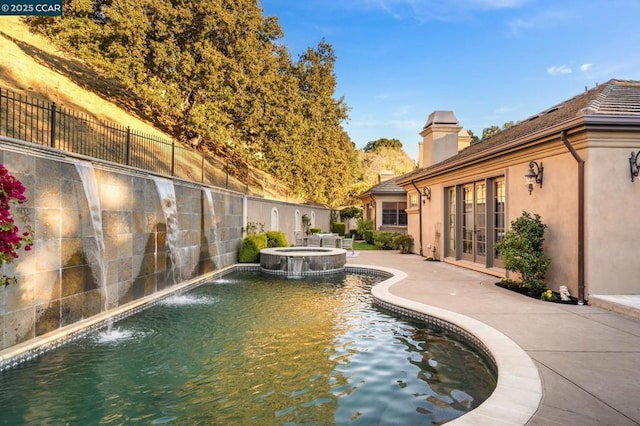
392;234;414;254
331;222;346;236
266;231;288;248
372;231;399;250
238;233;268;263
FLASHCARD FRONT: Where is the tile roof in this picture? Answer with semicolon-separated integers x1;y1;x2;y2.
398;79;640;183
358;176;408;197
585;80;640;114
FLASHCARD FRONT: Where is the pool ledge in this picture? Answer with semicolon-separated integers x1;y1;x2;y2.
359;264;542;426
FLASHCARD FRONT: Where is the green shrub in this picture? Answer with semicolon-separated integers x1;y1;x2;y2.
372;231;400;250
302;214;311;235
357;218;373;239
266;231;288;248
330;209;339;231
238;233;268;263
364;230;374;245
392;234;414;254
496;211;551;297
332;222;346;236
310;227;321;234
340;206;361;221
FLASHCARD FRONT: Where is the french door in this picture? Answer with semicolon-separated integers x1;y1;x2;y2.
461;182;487;264
446;177;505;267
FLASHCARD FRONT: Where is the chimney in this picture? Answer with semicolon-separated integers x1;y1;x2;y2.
378;170;394;183
418;111;466;168
458;128;472;151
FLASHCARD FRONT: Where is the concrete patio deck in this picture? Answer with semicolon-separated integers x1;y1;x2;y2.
347;251;640;425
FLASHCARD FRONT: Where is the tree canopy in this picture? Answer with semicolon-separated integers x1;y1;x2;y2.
363;138;403;153
481;121;517;140
356;140;416;188
27;0;358;206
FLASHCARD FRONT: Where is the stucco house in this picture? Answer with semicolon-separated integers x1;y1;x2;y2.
356;170;408;234
395;79;640;305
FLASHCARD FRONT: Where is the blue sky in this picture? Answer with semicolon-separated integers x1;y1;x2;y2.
260;0;640;160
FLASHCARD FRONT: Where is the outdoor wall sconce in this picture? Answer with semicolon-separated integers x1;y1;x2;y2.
422;187;431;202
630;151;640;182
525;161;543;195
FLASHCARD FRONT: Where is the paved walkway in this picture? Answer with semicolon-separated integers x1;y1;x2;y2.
347;251;640;425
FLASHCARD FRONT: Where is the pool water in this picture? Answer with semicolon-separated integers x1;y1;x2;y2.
0;272;496;424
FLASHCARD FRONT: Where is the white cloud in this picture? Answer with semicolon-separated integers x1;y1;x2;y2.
580;63;593;72
547;65;572;75
469;0;528;9
355;0;528;22
508;18;536;33
507;8;569;35
494;104;523;115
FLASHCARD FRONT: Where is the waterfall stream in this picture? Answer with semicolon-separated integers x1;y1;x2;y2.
153;178;184;284
203;188;222;269
74;161;111;328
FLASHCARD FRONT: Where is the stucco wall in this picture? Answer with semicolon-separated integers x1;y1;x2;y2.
587;139;640;295
406;130;640;300
408;144;585;297
508;150;581;296
245;197;331;244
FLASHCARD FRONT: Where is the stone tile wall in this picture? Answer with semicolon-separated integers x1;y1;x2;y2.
0;145;244;351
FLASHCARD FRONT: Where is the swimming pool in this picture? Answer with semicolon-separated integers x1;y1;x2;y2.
0;271;496;424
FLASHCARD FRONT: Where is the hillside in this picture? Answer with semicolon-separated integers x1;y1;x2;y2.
0;17;171;139
0;17;298;202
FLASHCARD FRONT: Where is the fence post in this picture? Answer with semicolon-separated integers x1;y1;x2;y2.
245;164;249;194
50;102;56;148
171;141;175;176
225;159;229;189
125;127;131;165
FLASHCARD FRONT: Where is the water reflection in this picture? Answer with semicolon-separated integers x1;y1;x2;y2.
0;272;496;425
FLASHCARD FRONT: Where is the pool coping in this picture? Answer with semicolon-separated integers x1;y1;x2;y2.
358;263;542;425
1;263;542;425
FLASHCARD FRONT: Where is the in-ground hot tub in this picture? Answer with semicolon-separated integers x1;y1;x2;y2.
260;247;347;276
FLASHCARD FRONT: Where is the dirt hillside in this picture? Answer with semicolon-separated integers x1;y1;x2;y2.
0;16;172;140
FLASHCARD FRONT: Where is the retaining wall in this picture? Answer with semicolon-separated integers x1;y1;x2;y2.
0;139;244;351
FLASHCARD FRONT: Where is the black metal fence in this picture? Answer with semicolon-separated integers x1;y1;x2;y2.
0;87;284;196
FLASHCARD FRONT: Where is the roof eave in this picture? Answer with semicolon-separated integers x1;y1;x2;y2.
398;113;640;187
581;113;640;128
397;115;588;185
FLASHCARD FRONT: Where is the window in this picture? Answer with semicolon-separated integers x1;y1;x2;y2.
447;187;456;257
462;185;474;256
475;183;487;258
382;202;407;226
409;193;419;208
494;179;505;259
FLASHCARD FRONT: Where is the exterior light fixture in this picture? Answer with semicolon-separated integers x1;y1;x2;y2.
525;161;543;195
630;151;640;182
422;187;431;201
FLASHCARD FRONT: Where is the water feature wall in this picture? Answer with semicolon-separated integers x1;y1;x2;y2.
0;143;244;351
74;161;110;312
